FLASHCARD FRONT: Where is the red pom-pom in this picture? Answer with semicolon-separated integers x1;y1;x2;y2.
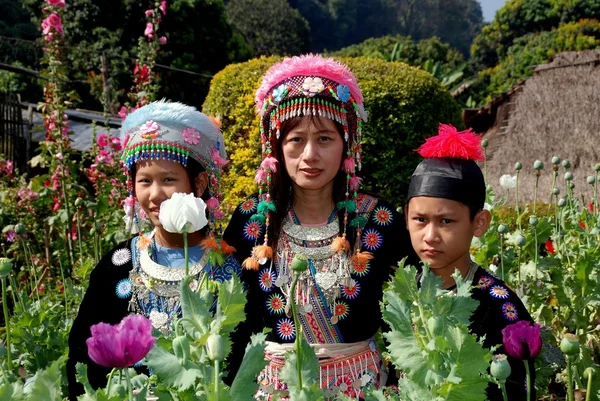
416;124;484;161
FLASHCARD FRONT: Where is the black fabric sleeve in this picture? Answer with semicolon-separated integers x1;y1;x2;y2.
66;241;132;400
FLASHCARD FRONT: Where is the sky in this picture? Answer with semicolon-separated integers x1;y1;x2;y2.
479;0;508;21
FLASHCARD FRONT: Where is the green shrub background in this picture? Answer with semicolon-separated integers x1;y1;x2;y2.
202;56;463;213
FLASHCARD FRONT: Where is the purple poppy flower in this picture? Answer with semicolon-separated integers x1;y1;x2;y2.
86;314;155;368
502;320;542;360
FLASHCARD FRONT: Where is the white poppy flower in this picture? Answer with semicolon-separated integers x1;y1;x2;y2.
159;193;208;233
489;263;498;273
499;174;517;189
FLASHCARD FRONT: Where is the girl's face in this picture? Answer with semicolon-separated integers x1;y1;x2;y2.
134;159;194;228
281;116;344;194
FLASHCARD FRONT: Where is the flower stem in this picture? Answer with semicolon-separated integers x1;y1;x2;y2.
106;367;117;395
289;274;302;389
499;234;505;281
534;175;539;214
183;232;189;277
75;210;83;268
586;369;593;401
499;381;508;401
57;258;69;323
533;227;538;282
524;360;532;401
516;171;521;231
125;368;134;401
567;356;574;401
2;277;12;371
214;359;220;401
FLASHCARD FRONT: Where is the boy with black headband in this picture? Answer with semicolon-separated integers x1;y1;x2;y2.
405;124;536;401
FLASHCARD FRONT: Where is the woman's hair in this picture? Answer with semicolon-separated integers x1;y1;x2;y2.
266;114;358;250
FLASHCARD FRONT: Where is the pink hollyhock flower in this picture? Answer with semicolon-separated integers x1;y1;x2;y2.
144;23;154;38
97;132;109;148
42;13;63;35
118;106;128;120
160;0;167;15
144;9;154;17
206;197;219;210
502;320;542;360
52;197;60;211
86;314;155;368
3;160;13;175
56;152;63;161
110;137;122;151
46;0;66;8
159;36;167;45
124;195;136;208
182;127;201;145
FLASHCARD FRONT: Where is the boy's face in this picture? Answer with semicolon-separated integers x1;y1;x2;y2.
406;196;490;272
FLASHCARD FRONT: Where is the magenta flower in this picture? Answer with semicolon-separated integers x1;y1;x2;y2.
97;132;109;148
86;314;155;368
502;320;542;360
160;0;167;15
159;36;167;45
144;23;154;39
46;0;66;8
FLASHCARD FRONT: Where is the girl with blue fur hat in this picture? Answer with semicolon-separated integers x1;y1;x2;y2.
66;100;240;399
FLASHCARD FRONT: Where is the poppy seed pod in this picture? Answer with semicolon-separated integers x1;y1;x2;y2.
490;354;511;381
560;334;580;356
514;162;522;171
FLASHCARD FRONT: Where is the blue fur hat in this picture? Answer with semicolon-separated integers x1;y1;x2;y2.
120;100;227;171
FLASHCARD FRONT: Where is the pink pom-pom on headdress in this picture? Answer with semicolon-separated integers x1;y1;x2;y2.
260;156;278;173
211;148;229;167
349;175;362;191
254;168;267;184
416;124;485;161
255;54;363;113
343;157;356;173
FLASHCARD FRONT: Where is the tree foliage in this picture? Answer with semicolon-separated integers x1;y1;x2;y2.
225;0;311;57
471;0;600;70
328;35;465;75
291;0;483;56
16;0;250;109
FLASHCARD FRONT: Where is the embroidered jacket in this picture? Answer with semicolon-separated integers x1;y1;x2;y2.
66;237;241;400
469;266;536;401
224;194;418;382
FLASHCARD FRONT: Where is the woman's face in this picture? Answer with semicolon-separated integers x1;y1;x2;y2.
281;116;344;194
134;159;194;228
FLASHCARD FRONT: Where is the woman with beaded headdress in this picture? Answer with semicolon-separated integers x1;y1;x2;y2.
66;101;240;399
224;55;417;399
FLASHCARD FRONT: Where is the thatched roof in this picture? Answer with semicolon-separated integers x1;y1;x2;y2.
468;50;600;203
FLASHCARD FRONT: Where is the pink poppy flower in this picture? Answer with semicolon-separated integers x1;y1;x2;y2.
86;314;155;368
502;320;542;360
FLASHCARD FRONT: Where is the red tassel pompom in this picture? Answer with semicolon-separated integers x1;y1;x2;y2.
416;123;484;161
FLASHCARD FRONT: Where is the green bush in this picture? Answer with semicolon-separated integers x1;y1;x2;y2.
202;56;462;212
